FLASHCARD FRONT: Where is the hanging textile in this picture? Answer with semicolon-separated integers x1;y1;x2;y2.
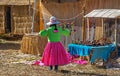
89;24;95;41
40;1;44;30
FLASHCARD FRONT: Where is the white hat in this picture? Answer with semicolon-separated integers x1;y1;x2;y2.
46;16;60;25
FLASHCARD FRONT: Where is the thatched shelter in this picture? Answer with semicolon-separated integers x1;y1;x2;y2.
85;0;120;41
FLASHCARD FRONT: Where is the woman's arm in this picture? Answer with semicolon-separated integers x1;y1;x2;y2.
39;30;48;37
61;28;70;36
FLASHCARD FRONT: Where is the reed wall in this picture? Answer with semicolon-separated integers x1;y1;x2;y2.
0;6;5;34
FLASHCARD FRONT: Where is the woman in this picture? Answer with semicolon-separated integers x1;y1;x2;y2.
39;16;70;72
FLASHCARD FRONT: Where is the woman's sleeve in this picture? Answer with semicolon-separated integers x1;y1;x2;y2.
39;30;48;37
61;29;70;36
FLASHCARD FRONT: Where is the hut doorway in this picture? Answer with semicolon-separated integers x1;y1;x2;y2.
5;6;11;33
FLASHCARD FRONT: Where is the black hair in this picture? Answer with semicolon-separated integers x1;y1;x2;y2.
50;24;58;31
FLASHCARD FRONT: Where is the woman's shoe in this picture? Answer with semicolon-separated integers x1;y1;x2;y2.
54;65;58;72
49;66;53;70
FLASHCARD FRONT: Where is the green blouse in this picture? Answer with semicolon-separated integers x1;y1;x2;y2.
39;26;70;42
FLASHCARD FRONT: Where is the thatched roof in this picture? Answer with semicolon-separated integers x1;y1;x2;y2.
42;0;80;3
0;0;80;5
84;9;120;18
0;0;34;5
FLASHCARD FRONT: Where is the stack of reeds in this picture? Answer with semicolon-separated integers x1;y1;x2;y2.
20;33;47;55
13;16;32;34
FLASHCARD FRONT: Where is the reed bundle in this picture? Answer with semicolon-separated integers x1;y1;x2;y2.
20;33;47;55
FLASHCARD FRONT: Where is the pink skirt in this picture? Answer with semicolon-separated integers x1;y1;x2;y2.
41;42;70;66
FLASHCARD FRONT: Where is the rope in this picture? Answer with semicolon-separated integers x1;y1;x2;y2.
58;12;84;21
30;6;84;20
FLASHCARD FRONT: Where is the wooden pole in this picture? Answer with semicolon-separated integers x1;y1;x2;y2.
82;7;85;41
82;0;87;41
86;18;89;40
31;0;36;33
101;18;104;38
115;18;117;45
115;18;118;57
82;17;84;41
29;0;31;16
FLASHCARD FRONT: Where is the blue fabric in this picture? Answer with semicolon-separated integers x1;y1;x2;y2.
68;44;116;63
68;44;91;56
90;44;115;63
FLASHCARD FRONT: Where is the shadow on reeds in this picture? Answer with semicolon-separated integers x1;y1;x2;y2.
60;70;108;76
0;42;21;50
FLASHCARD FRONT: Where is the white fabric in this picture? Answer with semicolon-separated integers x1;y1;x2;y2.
89;26;95;41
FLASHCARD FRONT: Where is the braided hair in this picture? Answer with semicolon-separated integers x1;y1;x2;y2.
50;24;58;33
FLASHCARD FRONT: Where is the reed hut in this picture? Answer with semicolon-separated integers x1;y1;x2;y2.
0;0;41;35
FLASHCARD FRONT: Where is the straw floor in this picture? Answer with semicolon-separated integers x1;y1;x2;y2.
0;39;120;76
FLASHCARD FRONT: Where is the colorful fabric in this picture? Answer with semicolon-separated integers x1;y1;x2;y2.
72;59;87;65
68;44;91;56
68;43;115;63
39;26;70;42
41;42;70;66
32;60;44;66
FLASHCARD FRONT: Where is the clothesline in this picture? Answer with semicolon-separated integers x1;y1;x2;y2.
31;7;84;21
